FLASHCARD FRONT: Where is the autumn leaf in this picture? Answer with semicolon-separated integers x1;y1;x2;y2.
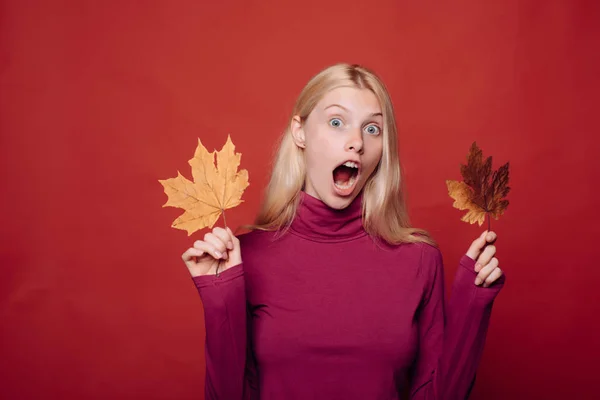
446;142;510;229
158;135;249;236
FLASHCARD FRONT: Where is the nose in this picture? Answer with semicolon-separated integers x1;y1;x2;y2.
345;130;364;154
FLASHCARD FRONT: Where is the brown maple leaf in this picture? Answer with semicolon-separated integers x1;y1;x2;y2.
446;142;510;229
158;135;249;235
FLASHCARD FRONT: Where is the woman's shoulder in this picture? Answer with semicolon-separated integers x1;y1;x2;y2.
237;229;295;275
413;241;444;283
237;228;292;255
415;240;442;258
379;236;441;257
386;240;443;278
238;228;277;245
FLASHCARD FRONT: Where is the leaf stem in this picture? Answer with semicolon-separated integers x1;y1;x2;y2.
222;209;228;229
483;186;491;232
216;210;227;278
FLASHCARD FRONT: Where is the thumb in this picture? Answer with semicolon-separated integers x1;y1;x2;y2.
226;227;241;250
466;230;488;260
224;227;242;266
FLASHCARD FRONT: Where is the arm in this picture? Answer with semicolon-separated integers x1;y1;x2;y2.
193;263;259;400
409;246;505;400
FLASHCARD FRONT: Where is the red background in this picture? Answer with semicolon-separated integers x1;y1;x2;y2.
1;1;598;399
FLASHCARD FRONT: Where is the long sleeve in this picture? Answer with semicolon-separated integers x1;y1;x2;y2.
192;263;259;400
409;246;506;400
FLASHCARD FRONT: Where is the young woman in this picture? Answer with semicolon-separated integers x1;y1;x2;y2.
182;64;506;400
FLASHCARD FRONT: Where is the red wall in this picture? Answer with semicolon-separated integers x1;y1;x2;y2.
1;1;598;399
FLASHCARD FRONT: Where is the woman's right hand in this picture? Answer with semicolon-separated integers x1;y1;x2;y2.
181;227;241;277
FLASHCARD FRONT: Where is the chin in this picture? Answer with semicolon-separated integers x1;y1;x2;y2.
323;196;352;210
322;186;362;210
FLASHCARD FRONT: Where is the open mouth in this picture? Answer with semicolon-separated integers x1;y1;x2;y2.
332;161;360;194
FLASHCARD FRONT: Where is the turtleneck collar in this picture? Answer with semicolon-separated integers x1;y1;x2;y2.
289;191;367;242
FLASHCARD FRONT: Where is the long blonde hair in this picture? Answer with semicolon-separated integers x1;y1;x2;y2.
250;63;435;246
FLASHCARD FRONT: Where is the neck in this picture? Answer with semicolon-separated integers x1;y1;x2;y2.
289;191;366;242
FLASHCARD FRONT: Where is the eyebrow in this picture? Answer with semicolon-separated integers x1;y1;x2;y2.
324;104;383;117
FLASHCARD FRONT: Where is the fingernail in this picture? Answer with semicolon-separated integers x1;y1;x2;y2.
214;251;222;258
475;277;482;285
222;252;228;260
227;241;233;250
483;282;489;288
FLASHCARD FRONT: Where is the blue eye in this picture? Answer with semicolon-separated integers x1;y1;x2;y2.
365;124;380;135
329;118;343;128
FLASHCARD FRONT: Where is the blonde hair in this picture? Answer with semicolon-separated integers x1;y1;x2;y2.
249;63;435;246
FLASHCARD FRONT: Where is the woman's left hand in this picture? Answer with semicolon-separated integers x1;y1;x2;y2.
466;230;503;288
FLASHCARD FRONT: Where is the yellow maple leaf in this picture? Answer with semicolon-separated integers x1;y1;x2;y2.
446;142;510;229
158;135;249;235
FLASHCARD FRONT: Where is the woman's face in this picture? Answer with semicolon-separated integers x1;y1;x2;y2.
292;86;384;210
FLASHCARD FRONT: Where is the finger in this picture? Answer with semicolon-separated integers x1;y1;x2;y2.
486;230;497;244
466;230;489;260
203;233;228;259
182;247;205;263
476;245;497;271
226;227;240;247
212;227;233;250
483;267;503;288
193;240;223;259
475;257;499;285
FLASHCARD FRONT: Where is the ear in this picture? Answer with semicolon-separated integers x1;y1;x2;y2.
290;116;306;149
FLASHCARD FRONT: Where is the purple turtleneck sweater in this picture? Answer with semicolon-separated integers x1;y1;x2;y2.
192;192;505;400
